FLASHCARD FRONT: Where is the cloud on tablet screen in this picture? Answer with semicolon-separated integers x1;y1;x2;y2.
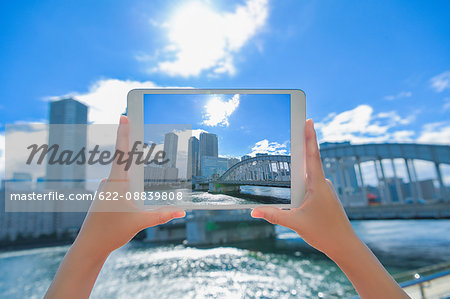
249;139;289;156
202;94;240;127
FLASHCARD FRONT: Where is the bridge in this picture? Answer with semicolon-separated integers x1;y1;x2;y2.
212;155;291;190
206;142;449;208
149;142;450;245
320;142;450;206
143;143;450;245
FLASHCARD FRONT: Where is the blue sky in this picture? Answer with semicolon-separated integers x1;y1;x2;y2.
144;94;290;158
0;0;449;181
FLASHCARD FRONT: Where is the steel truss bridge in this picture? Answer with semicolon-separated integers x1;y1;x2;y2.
217;155;291;187
320;143;450;205
213;143;449;206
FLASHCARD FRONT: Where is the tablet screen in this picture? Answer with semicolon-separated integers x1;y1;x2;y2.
143;93;291;206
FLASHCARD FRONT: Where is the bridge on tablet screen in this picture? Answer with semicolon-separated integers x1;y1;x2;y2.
214;155;291;189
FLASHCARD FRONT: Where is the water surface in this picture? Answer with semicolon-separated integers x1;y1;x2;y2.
1;220;449;298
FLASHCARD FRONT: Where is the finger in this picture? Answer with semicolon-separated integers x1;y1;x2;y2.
305;119;325;185
251;207;292;226
325;178;339;198
140;208;186;227
110;115;129;180
98;177;108;190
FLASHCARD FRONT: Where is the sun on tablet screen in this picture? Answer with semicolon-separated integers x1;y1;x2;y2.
143;93;291;206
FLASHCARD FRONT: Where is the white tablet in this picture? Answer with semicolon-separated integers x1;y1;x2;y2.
127;89;305;210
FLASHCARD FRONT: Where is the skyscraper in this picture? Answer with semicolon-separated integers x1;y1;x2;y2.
49;98;88;124
199;132;218;176
46;98;88;238
187;136;199;179
164;132;178;168
200;156;229;179
199;132;218;158
47;98;88;189
227;157;240;169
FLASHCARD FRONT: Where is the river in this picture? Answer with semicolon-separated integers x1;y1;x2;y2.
0;219;449;298
144;185;292;206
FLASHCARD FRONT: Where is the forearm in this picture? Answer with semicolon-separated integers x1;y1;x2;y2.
327;236;409;299
45;239;110;299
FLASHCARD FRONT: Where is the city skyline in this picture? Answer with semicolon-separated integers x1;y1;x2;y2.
153;127;291;182
1;0;449;188
6;96;449;190
0;3;449;295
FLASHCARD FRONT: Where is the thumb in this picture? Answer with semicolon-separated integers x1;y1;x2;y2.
251;207;292;226
110;115;129;180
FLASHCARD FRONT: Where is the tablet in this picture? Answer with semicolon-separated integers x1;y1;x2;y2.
127;89;305;210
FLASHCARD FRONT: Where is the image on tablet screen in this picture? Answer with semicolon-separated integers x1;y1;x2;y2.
143;93;290;206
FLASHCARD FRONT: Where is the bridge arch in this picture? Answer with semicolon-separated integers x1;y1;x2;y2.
217;155;291;187
319;143;450;164
319;143;450;205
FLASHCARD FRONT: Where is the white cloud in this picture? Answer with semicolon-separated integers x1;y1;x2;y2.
443;98;450;111
384;91;412;101
151;0;269;77
417;122;450;144
191;129;208;139
202;94;240;127
316;105;415;144
47;78;160;124
376;110;414;126
391;130;415;142
430;71;450;92
248;139;288;156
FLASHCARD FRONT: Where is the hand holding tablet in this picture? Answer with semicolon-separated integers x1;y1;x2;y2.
46;104;408;299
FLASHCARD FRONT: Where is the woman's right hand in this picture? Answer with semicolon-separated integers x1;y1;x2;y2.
251;119;358;258
252;119;409;299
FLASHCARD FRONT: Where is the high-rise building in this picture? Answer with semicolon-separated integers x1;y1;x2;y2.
144;165;165;186
227;158;240;169
199;132;218;175
199;133;218;158
187;136;199;179
0;98;88;243
9;172;33;190
47;98;88;189
241;155;251;161
164;132;178;168
47;98;88;237
201;156;229;179
49;98;88;124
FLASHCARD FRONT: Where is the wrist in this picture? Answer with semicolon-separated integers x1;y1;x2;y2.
324;232;365;263
72;233;112;262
